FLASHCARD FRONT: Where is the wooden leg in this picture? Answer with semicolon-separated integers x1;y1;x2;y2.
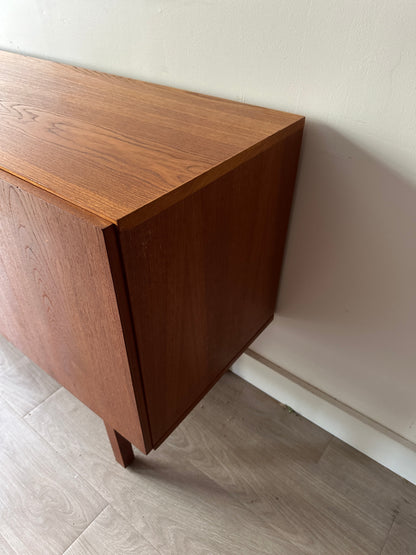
105;423;134;467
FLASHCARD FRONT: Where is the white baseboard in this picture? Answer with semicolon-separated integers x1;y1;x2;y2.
232;350;416;486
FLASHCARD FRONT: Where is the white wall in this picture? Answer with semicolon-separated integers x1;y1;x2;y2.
1;1;415;448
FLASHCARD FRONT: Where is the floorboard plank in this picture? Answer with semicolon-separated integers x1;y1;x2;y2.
64;505;159;555
0;335;23;372
0;533;17;555
25;387;308;554
317;436;416;528
0;338;59;416
0;399;106;555
0;328;414;555
381;513;416;554
25;373;403;554
173;375;392;554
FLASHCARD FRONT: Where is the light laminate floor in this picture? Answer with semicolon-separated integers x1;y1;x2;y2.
0;334;415;554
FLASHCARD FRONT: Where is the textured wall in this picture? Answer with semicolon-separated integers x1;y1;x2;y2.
1;0;415;442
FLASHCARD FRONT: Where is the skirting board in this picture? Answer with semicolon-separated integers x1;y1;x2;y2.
231;350;416;486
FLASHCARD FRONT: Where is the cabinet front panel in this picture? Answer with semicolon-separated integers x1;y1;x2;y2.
0;172;144;448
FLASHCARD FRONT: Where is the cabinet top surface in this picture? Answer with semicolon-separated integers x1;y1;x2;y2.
0;50;304;227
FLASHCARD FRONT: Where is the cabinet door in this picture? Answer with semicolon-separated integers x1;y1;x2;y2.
0;171;145;449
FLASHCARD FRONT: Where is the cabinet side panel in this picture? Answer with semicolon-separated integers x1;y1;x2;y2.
121;129;303;446
0;174;144;449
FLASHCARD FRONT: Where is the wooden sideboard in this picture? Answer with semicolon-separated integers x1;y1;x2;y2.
0;50;304;466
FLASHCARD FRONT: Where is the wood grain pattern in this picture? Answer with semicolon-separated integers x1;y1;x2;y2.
21;363;416;555
25;386;300;555
381;515;416;554
0;398;106;555
0;172;145;449
0;533;16;555
181;376;390;554
0;534;18;555
317;437;414;530
162;378;416;555
0;49;304;228
0;355;59;417
64;506;159;555
121;131;303;445
0;333;23;372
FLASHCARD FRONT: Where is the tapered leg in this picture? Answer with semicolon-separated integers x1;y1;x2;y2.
105;423;134;467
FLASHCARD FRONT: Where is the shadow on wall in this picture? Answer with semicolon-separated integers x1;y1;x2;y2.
279;121;416;337
263;120;416;433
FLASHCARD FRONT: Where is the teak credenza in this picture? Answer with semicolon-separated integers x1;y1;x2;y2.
0;50;304;466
